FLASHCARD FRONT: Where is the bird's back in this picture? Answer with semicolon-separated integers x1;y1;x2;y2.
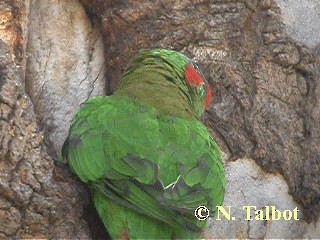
64;94;225;238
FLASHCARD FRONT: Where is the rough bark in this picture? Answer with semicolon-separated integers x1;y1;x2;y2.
81;0;320;223
0;1;91;238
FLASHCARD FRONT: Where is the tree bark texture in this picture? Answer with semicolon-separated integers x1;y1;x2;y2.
81;0;320;222
0;0;91;238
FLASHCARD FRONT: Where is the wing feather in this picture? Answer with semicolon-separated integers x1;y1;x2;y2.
64;95;225;232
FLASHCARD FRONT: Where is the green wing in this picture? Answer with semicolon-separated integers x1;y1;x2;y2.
63;95;225;238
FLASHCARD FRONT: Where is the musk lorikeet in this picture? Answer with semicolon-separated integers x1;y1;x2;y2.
62;49;225;239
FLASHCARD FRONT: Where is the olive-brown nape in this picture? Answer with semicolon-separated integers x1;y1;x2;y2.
116;49;197;120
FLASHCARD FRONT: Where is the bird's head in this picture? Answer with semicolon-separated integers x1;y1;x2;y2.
119;48;213;119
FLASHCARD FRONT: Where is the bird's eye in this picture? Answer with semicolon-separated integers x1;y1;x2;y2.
192;62;200;71
196;85;205;95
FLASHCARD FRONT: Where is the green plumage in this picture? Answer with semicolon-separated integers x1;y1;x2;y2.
63;49;225;239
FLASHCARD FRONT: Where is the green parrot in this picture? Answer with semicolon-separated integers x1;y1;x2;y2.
62;49;225;239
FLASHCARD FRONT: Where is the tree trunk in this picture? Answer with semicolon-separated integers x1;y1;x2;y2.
0;0;92;238
0;0;319;238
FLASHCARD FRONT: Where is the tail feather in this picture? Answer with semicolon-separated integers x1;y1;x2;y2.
92;179;204;234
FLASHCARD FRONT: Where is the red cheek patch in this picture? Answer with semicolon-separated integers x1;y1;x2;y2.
185;65;204;86
204;86;213;109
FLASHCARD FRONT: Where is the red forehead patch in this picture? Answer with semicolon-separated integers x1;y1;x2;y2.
204;85;213;109
185;65;204;86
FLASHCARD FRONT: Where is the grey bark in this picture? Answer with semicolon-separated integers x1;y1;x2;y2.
275;0;320;48
0;0;91;238
26;0;105;158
